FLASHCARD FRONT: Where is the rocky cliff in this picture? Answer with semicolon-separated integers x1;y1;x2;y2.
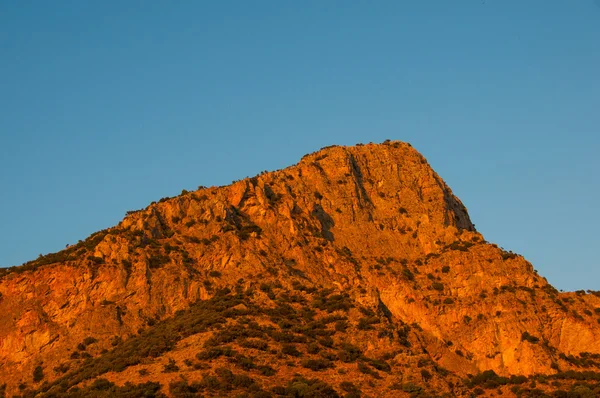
1;141;599;397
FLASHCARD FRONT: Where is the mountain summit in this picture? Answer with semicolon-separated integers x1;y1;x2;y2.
1;141;600;397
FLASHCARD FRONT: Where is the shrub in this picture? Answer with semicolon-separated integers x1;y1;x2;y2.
307;343;321;354
402;267;415;281
420;369;432;381
232;373;255;388
170;380;201;397
83;337;98;346
301;358;334;371
232;354;256;371
33;365;44;383
281;344;301;357
312;292;353;313
238;338;268;351
446;241;474;252
318;336;334;348
470;370;503;387
340;381;360;395
501;250;518;260
86;380;164;396
431;282;444;291
334;320;348;332
90;378;114;391
147;254;170;269
521;331;540;344
53;363;69;375
357;316;378;330
367;358;391;372
357;361;380;378
338;343;362;363
284;376;340;397
258;365;277;376
185;220;196;228
162;358;179;373
197;338;240;356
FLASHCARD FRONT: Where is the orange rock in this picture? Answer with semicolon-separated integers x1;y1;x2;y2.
1;141;599;395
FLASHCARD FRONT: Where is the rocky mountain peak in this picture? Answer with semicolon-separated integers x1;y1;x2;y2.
1;141;599;397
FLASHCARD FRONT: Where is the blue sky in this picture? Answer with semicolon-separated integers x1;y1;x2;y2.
1;1;599;291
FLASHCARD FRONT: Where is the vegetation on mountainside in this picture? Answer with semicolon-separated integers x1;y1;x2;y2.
7;280;600;398
15;282;448;398
0;229;112;279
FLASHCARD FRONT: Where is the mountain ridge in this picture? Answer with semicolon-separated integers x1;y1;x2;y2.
1;141;600;397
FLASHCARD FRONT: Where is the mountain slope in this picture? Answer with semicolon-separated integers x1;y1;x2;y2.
1;141;600;397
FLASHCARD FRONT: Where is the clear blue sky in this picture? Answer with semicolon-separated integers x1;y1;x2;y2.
1;1;599;291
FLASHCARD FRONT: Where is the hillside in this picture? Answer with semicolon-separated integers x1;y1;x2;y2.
1;141;600;397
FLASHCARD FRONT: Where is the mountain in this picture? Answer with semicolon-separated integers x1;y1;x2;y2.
1;141;600;398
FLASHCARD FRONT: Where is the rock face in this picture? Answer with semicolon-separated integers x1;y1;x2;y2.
1;141;600;396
